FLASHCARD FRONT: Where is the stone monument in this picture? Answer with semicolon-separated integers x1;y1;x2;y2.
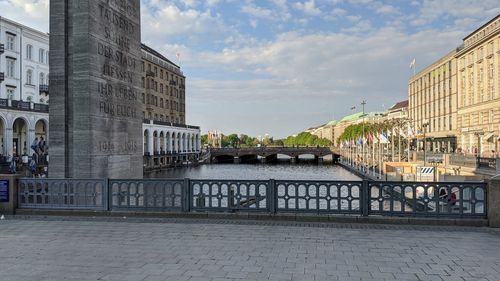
49;0;143;178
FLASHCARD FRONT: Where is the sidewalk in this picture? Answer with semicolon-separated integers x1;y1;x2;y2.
1;217;499;281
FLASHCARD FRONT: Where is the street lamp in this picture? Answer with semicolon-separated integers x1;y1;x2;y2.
361;100;366;173
422;121;429;166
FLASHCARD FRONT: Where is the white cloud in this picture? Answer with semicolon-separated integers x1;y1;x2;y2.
294;0;322;16
0;0;49;32
411;0;500;27
241;4;273;18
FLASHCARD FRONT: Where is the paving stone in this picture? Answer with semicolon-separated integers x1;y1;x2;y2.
0;218;500;281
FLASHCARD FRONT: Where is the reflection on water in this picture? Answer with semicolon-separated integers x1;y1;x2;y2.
145;163;361;180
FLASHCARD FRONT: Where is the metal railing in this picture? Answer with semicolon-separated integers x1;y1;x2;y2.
449;154;478;168
369;182;486;217
18;179;106;210
477;157;496;170
0;99;49;113
17;178;488;218
109;179;184;211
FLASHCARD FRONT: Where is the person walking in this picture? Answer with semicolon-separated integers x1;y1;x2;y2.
38;137;46;154
31;137;39;154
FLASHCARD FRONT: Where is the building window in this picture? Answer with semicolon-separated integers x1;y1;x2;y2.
6;88;15;99
142;93;145;103
160;84;163;93
6;59;15;78
39;73;45;85
39;48;45;63
26;44;33;60
26;70;33;85
46;51;49;63
6;35;15;50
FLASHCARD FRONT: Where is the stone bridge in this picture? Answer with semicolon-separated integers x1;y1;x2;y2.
209;147;340;164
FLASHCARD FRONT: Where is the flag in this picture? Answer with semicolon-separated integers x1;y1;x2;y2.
379;132;389;144
409;58;415;68
399;128;407;138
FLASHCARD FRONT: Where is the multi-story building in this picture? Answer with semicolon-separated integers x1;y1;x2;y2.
140;44;200;167
455;15;500;155
140;44;185;124
305;120;338;144
386;100;408;120
0;17;49;159
408;51;458;153
409;15;500;156
0;17;200;170
333;111;386;146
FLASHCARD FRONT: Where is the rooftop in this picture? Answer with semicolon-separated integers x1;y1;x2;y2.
389;100;408;111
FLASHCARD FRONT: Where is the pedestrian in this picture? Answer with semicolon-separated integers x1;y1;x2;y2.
31;137;39;154
29;157;37;177
38;136;46;154
9;156;16;174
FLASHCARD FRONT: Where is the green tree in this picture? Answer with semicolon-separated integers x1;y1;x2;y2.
201;134;208;146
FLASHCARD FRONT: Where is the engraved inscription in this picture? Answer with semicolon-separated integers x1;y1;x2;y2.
97;140;139;153
99;4;135;34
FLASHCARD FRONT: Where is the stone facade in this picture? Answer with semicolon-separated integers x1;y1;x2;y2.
49;0;143;179
408;15;500;156
0;17;50;159
0;17;50;104
456;16;500;155
408;51;458;153
141;44;185;125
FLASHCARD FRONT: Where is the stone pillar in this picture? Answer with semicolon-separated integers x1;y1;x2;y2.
148;132;154;155
171;135;175;153
155;134;160;154
290;157;297;164
27;128;35;156
4;128;13;157
0;175;20;215
49;0;143;178
488;176;500;227
234;157;240;164
163;136;168;154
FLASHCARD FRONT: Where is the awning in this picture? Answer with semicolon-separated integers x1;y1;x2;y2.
484;132;494;142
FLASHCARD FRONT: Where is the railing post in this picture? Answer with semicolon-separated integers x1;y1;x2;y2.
268;179;276;213
104;178;110;211
183;178;191;212
361;180;369;216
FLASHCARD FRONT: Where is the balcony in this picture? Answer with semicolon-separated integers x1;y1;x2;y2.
146;70;155;77
39;84;49;94
142;119;200;130
169;80;177;86
0;43;4;54
0;72;4;82
0;99;49;113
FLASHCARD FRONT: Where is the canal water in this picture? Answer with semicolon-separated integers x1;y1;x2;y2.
145;163;361;180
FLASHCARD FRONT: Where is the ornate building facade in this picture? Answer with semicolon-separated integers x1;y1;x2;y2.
409;15;500;156
408;51;458;153
0;17;49;159
456;16;500;155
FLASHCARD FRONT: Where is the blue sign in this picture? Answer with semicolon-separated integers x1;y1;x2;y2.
0;180;9;202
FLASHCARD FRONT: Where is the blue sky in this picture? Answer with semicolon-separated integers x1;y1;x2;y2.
1;0;499;138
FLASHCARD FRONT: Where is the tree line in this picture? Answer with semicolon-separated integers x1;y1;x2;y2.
201;132;331;148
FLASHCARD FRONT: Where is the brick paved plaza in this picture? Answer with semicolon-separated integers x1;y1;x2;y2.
0;218;500;281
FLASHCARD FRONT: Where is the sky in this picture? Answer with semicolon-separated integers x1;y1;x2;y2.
1;0;499;138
